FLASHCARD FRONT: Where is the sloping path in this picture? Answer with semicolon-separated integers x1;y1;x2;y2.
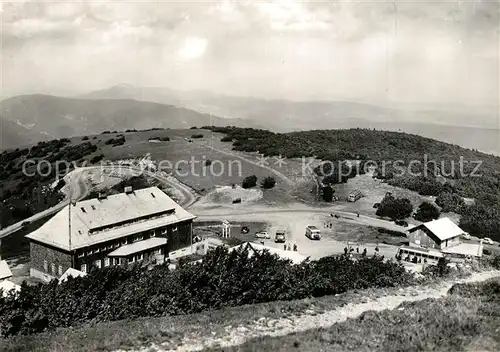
124;270;500;352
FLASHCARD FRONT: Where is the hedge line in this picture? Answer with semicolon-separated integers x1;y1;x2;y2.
0;247;413;337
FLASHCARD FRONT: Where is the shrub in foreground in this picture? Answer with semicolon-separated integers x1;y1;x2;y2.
0;248;412;337
242;175;258;189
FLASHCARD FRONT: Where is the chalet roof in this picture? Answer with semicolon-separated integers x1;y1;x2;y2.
229;242;308;264
0;280;21;297
0;260;13;280
26;187;196;251
108;237;167;257
59;268;86;283
408;217;464;242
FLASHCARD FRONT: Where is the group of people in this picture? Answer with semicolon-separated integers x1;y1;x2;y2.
283;243;298;251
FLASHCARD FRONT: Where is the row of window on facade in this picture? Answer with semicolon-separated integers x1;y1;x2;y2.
79;249;162;273
43;261;64;276
76;228;171;258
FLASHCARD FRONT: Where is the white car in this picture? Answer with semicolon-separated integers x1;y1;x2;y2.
483;237;494;245
462;233;471;240
255;231;271;239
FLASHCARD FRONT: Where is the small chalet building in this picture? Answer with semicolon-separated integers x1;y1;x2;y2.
398;217;482;263
26;186;196;282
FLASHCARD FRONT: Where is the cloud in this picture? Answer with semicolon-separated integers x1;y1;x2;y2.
1;0;498;109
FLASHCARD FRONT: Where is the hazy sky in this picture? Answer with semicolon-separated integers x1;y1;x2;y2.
1;0;499;107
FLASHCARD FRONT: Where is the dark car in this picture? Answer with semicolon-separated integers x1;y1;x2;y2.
232;198;242;204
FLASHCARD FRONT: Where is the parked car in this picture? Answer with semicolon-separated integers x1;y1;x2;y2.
274;230;286;243
483;237;494;245
232;198;242;204
21;220;31;227
241;226;250;234
305;225;321;240
462;232;471;240
255;231;271;239
395;219;408;227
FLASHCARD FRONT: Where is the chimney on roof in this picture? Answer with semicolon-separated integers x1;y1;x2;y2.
124;186;133;194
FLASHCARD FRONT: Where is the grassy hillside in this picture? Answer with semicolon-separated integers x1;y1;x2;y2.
205;126;500;240
0;118;51;149
227;278;500;352
0;94;254;149
1;274;498;351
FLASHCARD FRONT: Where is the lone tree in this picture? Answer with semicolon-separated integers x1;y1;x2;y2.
376;194;413;220
321;184;334;202
414;201;441;222
260;176;277;189
242;175;258;189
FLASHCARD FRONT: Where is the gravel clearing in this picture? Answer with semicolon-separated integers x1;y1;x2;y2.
118;270;500;352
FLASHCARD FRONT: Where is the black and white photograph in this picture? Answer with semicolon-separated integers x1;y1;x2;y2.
0;0;499;351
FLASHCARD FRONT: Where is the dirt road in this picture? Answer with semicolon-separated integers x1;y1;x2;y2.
126;270;500;352
193;203;406;260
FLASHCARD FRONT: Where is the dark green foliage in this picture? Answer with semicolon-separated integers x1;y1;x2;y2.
81;136;89;141
377;228;407;238
0;248;412;337
414;202;441;222
459;203;500;239
104;136;126;147
436;192;465;213
202;126;500;240
449;278;500;299
89;154;104;164
191;134;204;139
387;176;446;196
190;126;198;129
220;136;233;142
260;176;276;189
321;184;334;202
242;175;258;189
423;257;451;277
0;139;96;229
376;194;413;220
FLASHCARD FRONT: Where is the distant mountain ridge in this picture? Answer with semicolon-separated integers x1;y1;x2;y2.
81;85;500;155
0;94;257;149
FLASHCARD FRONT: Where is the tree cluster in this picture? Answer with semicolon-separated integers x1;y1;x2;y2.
0;247;412;337
376;194;413;220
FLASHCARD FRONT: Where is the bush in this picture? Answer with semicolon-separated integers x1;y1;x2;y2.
414;202;441;222
191;134;204;139
376;194;413;220
90;154;104;164
242;175;258;189
436;192;465;213
81;136;89;141
0;248;413;337
221;136;233;142
260;176;276;189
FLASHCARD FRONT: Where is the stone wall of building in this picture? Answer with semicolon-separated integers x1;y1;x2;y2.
30;241;72;280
